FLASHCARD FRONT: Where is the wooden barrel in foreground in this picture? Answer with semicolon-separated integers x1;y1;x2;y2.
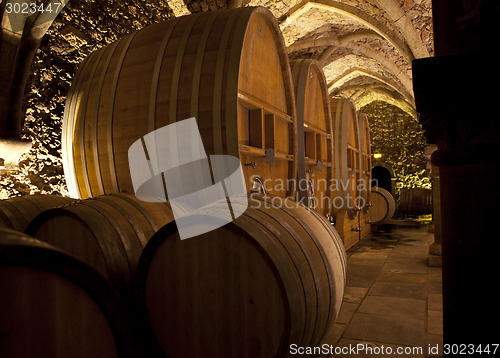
399;187;432;217
134;194;346;358
291;59;334;218
0;228;138;358
26;194;175;298
0;195;74;232
368;186;396;224
63;6;297;200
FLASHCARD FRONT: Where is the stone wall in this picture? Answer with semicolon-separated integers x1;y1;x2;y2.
362;101;430;192
0;0;177;198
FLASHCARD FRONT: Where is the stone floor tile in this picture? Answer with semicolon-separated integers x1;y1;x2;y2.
358;296;426;320
427;310;443;335
381;260;428;275
343;286;368;304
392;245;429;258
337;302;359;324
377;270;427;286
369;281;427;300
333;226;442;356
343;312;425;346
427;269;442;294
321;323;347;346
427;294;442;311
349;251;391;261
346;264;381;288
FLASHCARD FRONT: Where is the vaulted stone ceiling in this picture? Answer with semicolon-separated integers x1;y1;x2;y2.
249;0;433;117
155;0;433;116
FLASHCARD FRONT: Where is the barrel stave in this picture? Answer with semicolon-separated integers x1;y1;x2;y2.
134;194;346;358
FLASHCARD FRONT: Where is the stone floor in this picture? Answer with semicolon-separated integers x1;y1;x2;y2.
322;226;443;357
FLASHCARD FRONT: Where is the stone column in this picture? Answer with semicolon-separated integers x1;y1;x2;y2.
413;0;500;346
426;145;441;267
414;53;500;348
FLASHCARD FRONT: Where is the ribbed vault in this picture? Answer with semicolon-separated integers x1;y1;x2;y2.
249;0;433;116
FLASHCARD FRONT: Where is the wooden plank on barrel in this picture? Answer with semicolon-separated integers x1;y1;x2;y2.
290;59;333;216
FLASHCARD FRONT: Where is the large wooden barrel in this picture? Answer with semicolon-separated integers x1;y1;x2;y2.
369;186;396;224
25;194;175;298
291;59;334;218
330;98;364;248
0;195;74;231
357;113;372;238
399;187;433;216
63;7;297;200
331;98;361;215
358;113;371;211
0;228;138;358
134;194;346;358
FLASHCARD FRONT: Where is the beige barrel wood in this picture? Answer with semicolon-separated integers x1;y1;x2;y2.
369;186;396;224
62;7;297;200
330;98;364;248
25;193;175;298
134;194;346;358
0;228;139;358
358;113;372;212
0;195;75;232
357;113;372;238
291;59;334;218
331;98;361;216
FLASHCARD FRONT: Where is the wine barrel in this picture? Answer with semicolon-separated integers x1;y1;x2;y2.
26;193;175;298
399;187;433;216
368;186;396;224
0;227;138;358
330;98;364;248
134;194;346;358
331;98;361;215
291;59;334;218
63;6;297;200
358;113;371;211
357;113;372;238
0;194;74;232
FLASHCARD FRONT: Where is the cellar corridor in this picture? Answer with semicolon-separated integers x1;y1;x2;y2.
323;225;443;357
1;1;498;356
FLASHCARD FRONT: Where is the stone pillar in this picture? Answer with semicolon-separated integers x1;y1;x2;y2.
426;145;441;267
413;0;500;346
413;0;500;347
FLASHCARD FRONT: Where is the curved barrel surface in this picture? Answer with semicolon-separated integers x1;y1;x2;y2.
63;7;297;200
134;194;346;358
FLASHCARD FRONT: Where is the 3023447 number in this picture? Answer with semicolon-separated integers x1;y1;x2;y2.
444;344;499;355
5;1;62;14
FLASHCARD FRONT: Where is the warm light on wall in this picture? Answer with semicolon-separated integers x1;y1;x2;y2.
373;153;382;158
